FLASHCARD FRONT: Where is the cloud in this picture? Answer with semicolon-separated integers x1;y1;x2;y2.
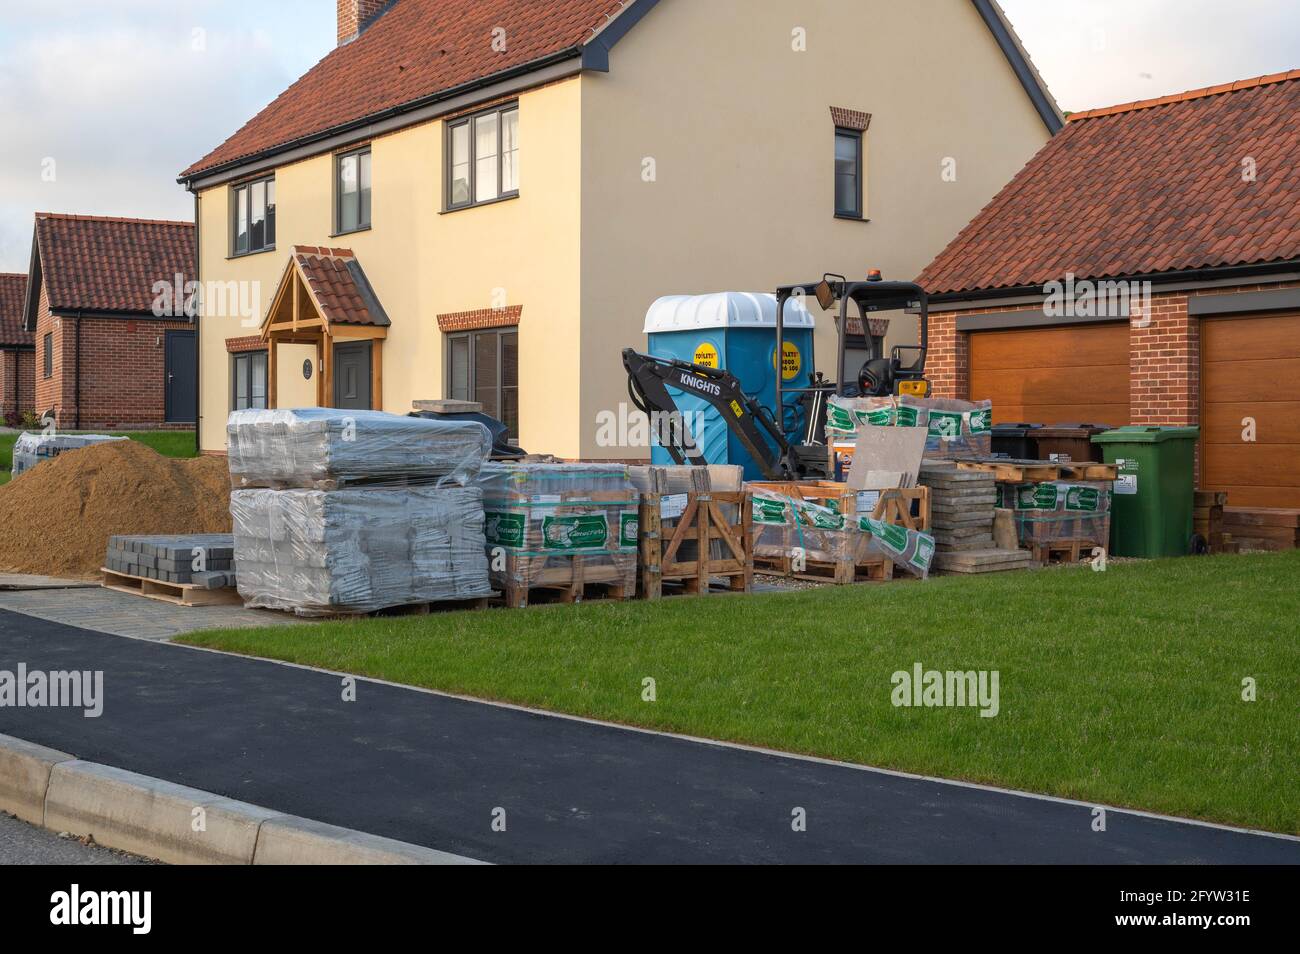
0;1;331;271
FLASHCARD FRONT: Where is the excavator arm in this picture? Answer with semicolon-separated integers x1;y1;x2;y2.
622;348;804;480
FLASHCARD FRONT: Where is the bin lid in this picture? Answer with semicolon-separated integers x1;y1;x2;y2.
644;292;815;333
991;423;1041;435
1091;425;1200;444
1037;424;1113;438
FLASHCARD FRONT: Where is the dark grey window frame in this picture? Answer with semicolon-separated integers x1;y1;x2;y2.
334;146;372;236
834;127;864;220
230;174;277;257
229;349;269;411
444;102;520;212
444;327;519;439
42;333;53;378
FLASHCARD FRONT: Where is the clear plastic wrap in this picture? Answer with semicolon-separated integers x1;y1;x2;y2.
230;486;491;615
750;489;934;578
826;395;992;459
226;409;492;488
478;462;639;593
12;432;128;477
999;480;1113;547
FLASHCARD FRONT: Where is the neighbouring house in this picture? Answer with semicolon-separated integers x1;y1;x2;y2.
917;70;1300;509
179;0;1061;459
22;213;198;431
0;274;36;422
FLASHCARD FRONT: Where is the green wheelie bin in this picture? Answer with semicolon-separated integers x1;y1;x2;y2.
1091;426;1200;557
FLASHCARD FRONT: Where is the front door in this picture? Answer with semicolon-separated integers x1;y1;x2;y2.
333;341;372;410
164;330;197;423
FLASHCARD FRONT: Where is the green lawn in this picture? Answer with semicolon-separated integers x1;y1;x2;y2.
0;429;196;474
181;551;1300;833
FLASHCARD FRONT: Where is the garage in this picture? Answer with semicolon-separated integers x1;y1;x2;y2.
967;322;1130;426
1200;313;1300;509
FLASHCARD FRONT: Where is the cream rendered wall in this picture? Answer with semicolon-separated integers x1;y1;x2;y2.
577;0;1053;459
196;78;583;454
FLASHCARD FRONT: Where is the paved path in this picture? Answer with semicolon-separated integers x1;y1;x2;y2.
0;811;152;865
0;609;1294;864
0;584;296;640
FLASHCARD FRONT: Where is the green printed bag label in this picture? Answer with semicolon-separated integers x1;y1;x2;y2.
1064;486;1101;513
1017;483;1058;510
928;410;964;441
799;502;846;531
541;515;609;550
862;407;895;427
753;496;790;526
965;408;992;435
619;512;640;547
826;403;855;433
895;406;920;428
484;511;526;548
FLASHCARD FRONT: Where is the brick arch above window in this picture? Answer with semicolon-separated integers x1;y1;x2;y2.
436;305;522;333
830;107;872;131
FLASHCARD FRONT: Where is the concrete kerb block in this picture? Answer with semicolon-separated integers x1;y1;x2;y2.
253;815;485;865
0;733;75;825
43;761;283;865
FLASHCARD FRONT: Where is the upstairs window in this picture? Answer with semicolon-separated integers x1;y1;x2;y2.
336;147;372;234
447;104;519;210
232;175;276;255
834;129;863;219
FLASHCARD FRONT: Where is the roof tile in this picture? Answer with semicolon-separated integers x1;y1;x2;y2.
0;274;32;347
919;73;1300;295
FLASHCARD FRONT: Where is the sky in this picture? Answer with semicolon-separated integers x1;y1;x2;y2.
0;0;1298;273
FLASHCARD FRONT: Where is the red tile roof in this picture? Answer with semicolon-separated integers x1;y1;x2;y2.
0;274;32;347
918;71;1300;296
182;0;635;179
30;214;195;320
292;246;390;327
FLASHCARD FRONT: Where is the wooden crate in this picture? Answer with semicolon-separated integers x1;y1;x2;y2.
1221;506;1300;552
101;567;242;608
746;481;929;584
639;491;753;599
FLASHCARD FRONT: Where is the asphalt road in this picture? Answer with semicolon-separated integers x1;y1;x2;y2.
0;811;151;865
0;608;1296;864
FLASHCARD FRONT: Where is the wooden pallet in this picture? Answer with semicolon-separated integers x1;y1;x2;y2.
956;459;1118;482
639;491;753;599
754;552;893;584
1221;506;1300;552
101;567;243;608
1027;540;1105;564
495;557;634;609
1193;489;1234;553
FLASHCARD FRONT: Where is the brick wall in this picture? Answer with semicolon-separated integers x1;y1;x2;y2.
31;283;196;430
0;348;35;420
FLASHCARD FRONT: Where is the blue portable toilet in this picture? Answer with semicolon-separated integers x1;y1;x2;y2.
643;292;816;480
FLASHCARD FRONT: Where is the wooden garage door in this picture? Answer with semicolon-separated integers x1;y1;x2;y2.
968;322;1130;425
1201;313;1300;509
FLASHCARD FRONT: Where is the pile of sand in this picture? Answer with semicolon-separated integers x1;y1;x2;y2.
0;441;232;580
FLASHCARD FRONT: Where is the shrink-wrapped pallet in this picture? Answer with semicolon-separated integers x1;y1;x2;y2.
12;432;128;477
478;463;639;595
230;486;491;615
226;409;491;488
750;489;935;578
997;480;1113;547
826;395;992;459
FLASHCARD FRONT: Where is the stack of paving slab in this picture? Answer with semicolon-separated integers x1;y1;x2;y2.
920;460;1031;575
104;534;235;589
12;432;128;478
228;409;494;616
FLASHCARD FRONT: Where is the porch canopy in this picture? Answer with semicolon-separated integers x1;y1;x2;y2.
260;245;389;409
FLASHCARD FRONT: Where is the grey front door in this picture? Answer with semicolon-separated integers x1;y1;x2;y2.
164;330;197;423
333;341;372;410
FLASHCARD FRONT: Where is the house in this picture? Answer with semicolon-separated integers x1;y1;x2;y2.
179;0;1061;459
22;213;198;430
0;274;35;423
917;70;1300;509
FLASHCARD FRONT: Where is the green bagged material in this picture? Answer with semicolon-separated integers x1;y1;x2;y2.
1006;479;1113;546
826;395;992;458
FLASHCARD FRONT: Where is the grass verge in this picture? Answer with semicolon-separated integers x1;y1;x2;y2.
180;551;1300;833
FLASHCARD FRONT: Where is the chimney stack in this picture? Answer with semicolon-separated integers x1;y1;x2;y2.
338;0;388;46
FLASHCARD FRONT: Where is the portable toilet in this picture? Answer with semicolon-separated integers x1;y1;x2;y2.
643;292;816;479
